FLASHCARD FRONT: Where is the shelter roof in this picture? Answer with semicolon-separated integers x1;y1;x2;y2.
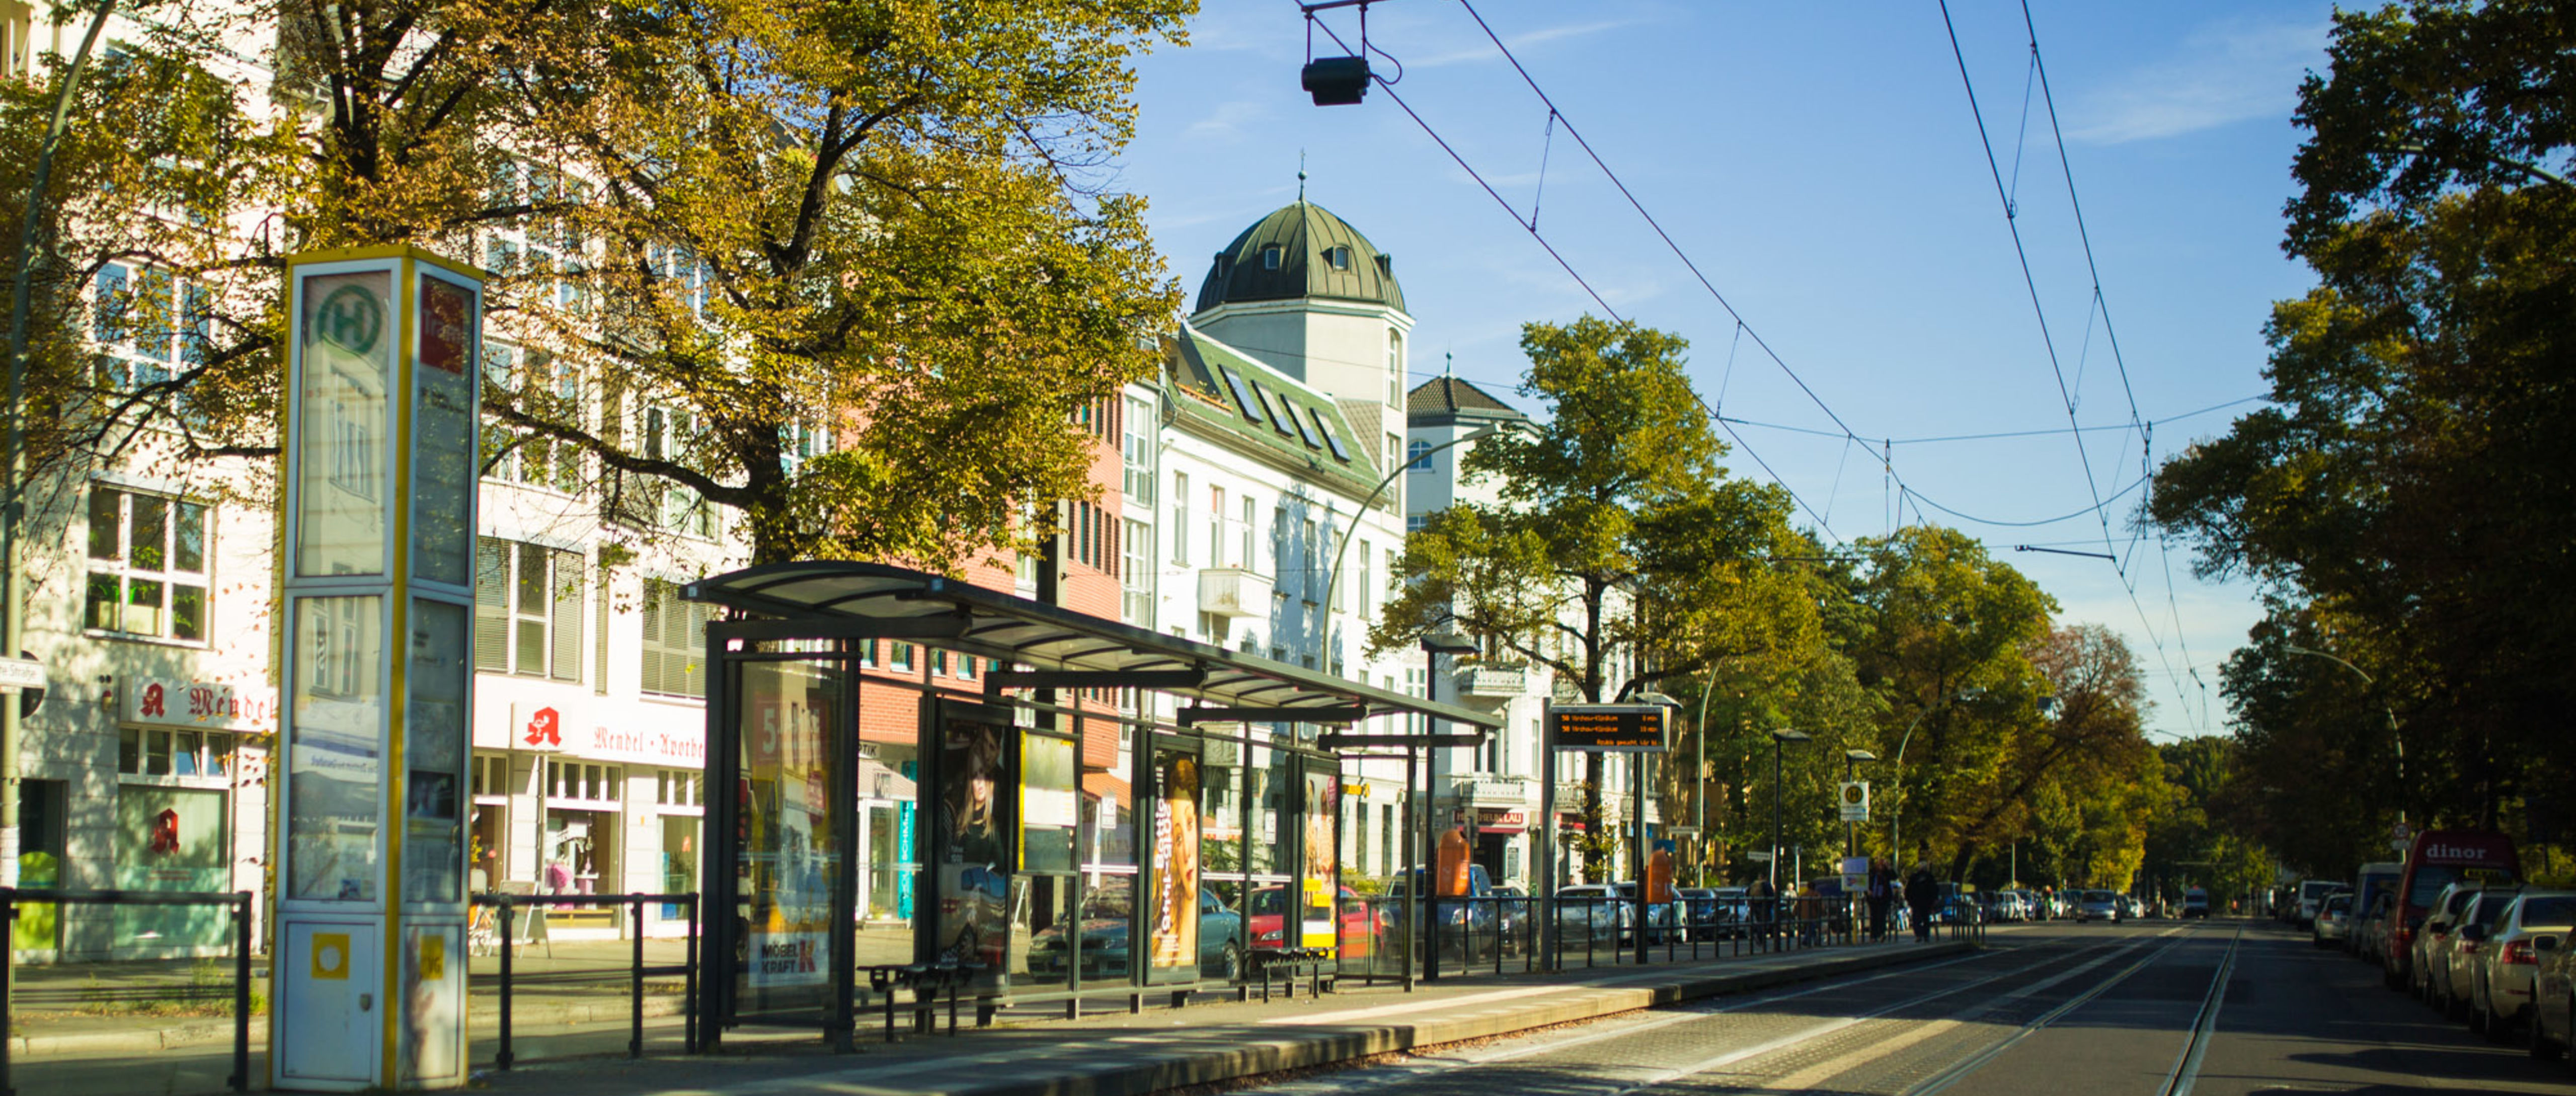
685;561;1501;732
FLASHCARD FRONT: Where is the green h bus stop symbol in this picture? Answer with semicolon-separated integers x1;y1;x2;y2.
313;284;384;354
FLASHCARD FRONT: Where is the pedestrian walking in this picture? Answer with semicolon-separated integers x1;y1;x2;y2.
1904;862;1938;943
1866;858;1894;942
1748;875;1777;951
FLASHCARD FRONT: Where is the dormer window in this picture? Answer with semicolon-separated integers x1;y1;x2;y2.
1324;245;1352;270
1262;246;1283;270
1374;254;1392;276
1214;253;1233;277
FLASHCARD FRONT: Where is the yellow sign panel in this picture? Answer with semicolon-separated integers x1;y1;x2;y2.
419;933;445;981
313;931;351;980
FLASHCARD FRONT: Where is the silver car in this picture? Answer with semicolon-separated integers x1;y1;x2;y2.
2313;893;2352;947
2471;891;2576;1042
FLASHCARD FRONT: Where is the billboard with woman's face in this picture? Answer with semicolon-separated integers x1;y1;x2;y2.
1147;749;1201;973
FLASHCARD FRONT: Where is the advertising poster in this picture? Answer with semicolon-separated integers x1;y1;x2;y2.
1147;749;1201;972
409;273;477;587
288;594;384;902
1301;771;1339;950
741;661;837;992
1021;734;1077;874
934;708;1011;977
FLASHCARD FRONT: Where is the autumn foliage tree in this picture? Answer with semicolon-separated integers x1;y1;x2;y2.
7;0;1195;568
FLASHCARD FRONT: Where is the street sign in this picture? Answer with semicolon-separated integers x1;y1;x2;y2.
1666;825;1701;837
1547;704;1669;752
1838;780;1870;823
1744;850;1774;862
0;657;43;692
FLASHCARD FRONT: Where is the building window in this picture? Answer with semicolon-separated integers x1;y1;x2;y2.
1261;245;1282;270
475;539;583;680
85;487;210;642
1386;331;1403;406
546;759;620;803
1243;498;1259;576
656;770;702;807
1209;486;1227;568
890;642;913;672
1122;518;1151;625
1172;472;1190;565
1123;395;1154;503
117;728;230;779
1358;539;1373;620
481;346;583;493
1407;515;1427;533
1406;439;1433;473
639;578;713;698
1325;245;1352;270
472;755;511;798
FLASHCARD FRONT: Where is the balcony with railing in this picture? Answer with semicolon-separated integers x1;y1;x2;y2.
1197;568;1271;618
1455;663;1529;698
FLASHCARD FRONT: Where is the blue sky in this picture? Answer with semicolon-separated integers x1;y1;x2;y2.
1106;1;2339;740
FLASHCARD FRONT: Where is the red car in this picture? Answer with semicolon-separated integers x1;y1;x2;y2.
1247;885;1382;957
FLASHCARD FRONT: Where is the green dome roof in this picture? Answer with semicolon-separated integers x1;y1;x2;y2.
1193;202;1406;315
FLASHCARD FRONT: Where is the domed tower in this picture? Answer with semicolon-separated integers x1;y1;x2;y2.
1191;201;1414;438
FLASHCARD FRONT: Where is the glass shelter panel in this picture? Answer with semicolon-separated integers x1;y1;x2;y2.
295;270;393;577
403;598;470;906
288;594;385;902
732;658;844;1016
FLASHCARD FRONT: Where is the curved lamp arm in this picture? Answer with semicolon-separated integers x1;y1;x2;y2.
1320;422;1523;674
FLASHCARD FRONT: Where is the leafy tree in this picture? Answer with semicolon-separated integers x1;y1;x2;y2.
1948;625;2158;879
1371;316;1811;877
2152;0;2575;826
9;0;1194;568
1834;526;2055;879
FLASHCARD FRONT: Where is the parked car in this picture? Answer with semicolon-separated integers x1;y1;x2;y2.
1554;883;1635;948
2313;893;2353;947
2469;891;2576;1042
1026;879;1245;981
2297;878;2346;928
2388;830;2523;990
1612;881;1684;945
2118;894;2143;920
1387;864;1501;960
2433;888;2524;1019
2077;889;2122;924
2411;882;2489;999
2357;891;2399;962
1247;883;1382;958
2526;921;2576;1061
2183;888;2212;919
1674;886;1748;941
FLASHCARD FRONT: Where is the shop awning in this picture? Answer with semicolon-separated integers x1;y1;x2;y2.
685;561;1501;735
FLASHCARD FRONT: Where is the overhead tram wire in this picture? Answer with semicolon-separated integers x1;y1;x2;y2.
2021;0;2207;720
1306;11;1853;543
1937;1;2203;733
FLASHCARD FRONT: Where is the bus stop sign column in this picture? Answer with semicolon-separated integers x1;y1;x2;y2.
271;246;482;1092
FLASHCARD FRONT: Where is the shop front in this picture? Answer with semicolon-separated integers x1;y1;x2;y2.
100;678;276;959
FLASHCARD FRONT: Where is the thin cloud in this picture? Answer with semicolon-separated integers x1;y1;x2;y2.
1186;100;1270;140
1406;19;1641;69
2068;16;2328;145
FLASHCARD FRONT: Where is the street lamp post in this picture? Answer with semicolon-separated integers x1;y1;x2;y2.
2283;644;2405;826
1768;730;1811;891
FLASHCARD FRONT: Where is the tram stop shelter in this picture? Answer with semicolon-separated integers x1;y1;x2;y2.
681;561;1502;1047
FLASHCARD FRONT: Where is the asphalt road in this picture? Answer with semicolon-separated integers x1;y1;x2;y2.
1234;918;2576;1096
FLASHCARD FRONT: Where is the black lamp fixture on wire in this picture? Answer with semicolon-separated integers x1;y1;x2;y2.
1300;1;1378;106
